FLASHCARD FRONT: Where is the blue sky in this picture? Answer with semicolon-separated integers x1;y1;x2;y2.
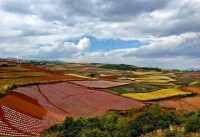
0;0;200;69
67;36;148;52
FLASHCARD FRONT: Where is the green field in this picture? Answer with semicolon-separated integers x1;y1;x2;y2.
108;83;174;94
122;88;193;101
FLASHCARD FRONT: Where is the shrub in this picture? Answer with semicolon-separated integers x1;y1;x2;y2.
43;105;184;137
78;128;111;137
185;113;200;133
164;129;179;137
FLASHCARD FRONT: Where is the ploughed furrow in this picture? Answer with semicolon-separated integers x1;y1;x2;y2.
0;106;30;136
0;105;39;136
2;82;144;135
37;85;70;115
62;91;94;99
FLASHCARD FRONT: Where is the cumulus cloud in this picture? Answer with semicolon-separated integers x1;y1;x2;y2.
123;32;200;58
77;37;91;50
0;0;200;69
0;37;90;59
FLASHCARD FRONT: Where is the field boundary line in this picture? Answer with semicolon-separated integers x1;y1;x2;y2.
36;85;70;115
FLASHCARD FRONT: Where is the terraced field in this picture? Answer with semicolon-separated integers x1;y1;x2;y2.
132;71;162;75
0;72;45;79
0;92;57;136
108;83;174;94
128;76;176;83
160;96;200;111
0;62;199;136
70;80;128;88
0;65;87;95
178;86;200;94
122;88;192;101
0;66;31;72
0;82;144;136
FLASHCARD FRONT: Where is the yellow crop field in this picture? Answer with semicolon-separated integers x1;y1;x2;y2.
65;74;93;79
0;72;45;78
128;77;170;83
0;66;31;72
0;65;87;95
133;71;162;75
122;88;192;101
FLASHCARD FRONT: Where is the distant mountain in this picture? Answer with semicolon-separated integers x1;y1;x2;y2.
186;68;200;71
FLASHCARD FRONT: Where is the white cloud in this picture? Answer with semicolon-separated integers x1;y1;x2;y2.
77;37;91;50
123;32;200;58
0;0;200;69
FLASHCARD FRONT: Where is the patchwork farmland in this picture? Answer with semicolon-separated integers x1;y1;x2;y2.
0;62;145;136
0;82;144;136
0;61;200;136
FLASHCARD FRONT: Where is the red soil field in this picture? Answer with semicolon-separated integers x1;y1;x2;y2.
17;82;144;117
160;96;200;112
0;92;46;119
19;64;88;80
20;64;59;74
70;80;128;88
0;82;144;136
98;75;121;81
0;92;58;136
179;86;200;94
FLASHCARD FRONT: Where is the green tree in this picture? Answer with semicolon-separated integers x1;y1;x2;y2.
78;128;111;137
185;113;200;133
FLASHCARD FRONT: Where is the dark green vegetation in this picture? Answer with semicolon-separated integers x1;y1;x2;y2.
108;83;174;94
164;129;179;137
185;111;200;133
43;105;200;137
99;64;161;71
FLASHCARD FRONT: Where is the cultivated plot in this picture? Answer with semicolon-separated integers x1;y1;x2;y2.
0;82;144;136
0;65;87;95
0;92;58;136
122;88;192;101
160;97;200;111
70;80;128;88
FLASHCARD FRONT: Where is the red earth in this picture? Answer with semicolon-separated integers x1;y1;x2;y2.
20;64;60;75
0;82;144;136
70;80;128;88
159;96;200;112
178;86;200;94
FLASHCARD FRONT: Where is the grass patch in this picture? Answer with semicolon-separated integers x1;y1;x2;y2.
108;83;174;94
122;88;193;101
